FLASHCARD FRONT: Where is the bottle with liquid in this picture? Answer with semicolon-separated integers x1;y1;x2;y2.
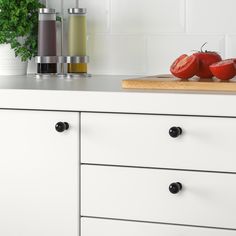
37;8;57;74
67;8;88;74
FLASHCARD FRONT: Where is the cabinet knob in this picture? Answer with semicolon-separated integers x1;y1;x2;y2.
169;127;182;138
55;122;69;132
169;182;182;194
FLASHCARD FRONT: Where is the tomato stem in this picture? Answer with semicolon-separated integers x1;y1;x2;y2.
200;42;208;52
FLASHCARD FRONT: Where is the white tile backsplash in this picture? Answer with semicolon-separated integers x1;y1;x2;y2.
47;0;62;13
225;35;236;59
28;0;236;75
111;0;185;34
88;34;146;75
187;0;236;34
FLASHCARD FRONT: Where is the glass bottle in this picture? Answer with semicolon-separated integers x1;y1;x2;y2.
37;8;57;74
67;8;87;74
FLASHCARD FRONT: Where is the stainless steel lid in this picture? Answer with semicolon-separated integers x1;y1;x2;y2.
39;8;56;14
68;8;87;14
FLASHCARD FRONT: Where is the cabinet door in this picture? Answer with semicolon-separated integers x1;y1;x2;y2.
0;110;79;236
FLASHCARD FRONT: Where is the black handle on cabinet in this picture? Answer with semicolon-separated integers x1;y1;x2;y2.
55;122;69;132
169;182;182;194
169;127;182;138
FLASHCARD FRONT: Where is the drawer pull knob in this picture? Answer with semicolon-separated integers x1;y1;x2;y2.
55;122;69;132
169;182;182;194
169;127;182;138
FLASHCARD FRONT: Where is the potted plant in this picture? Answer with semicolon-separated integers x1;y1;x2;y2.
0;0;44;75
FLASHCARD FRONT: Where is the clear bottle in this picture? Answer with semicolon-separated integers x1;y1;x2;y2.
37;8;57;74
67;8;87;74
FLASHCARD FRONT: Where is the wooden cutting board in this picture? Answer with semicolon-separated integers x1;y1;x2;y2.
122;75;236;92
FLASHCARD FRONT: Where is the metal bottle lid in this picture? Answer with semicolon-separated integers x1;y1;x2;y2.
39;8;56;14
68;8;87;14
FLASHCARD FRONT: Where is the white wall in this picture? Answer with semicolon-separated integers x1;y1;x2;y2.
29;0;236;75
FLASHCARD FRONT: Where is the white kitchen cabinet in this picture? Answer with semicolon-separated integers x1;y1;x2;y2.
0;110;79;236
0;75;236;235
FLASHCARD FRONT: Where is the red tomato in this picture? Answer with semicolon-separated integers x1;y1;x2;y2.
170;54;199;80
209;59;236;80
228;58;236;64
193;51;222;78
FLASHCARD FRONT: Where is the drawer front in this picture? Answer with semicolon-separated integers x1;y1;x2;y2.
81;112;236;172
82;218;236;236
82;165;236;229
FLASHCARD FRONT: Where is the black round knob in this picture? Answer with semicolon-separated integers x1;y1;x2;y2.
169;182;182;194
55;122;69;132
169;127;182;138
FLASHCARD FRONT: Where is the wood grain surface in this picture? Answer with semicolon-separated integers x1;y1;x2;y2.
122;76;236;91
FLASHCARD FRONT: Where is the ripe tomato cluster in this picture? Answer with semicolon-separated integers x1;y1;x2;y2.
170;44;236;81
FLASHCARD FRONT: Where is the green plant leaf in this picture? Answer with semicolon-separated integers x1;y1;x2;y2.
0;0;45;61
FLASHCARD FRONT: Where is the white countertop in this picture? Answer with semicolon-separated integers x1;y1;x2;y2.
0;74;236;116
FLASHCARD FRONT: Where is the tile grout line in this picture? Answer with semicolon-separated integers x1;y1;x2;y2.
224;34;228;58
184;0;187;33
144;35;149;75
109;0;112;34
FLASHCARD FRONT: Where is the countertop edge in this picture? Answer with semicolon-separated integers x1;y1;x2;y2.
0;88;235;117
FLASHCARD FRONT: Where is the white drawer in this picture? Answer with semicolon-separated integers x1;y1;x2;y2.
82;218;236;236
81;165;236;229
81;112;236;172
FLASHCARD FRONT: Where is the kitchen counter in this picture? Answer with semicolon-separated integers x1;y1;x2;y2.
0;74;235;117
